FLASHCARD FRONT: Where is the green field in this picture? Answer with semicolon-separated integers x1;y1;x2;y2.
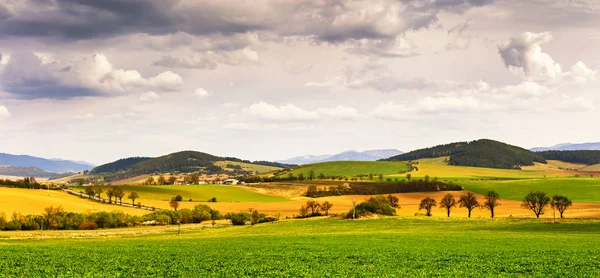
72;185;288;203
0;218;599;276
459;178;600;202
287;161;410;177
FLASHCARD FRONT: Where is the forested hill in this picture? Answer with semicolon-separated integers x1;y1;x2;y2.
91;151;294;181
383;139;547;169
538;150;600;165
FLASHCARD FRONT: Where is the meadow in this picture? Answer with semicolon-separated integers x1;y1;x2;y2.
286;161;410;177
0;218;599;277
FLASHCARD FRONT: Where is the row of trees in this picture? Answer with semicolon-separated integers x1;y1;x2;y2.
0;177;58;190
298;200;334;218
418;191;573;218
305;178;462;198
83;186;140;206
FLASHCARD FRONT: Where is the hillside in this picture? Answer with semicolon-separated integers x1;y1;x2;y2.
384;139;546;169
282;161;411;178
91;151;288;181
278;149;403;165
0;165;64;178
531;142;600;151
538;150;600;165
0;152;94;173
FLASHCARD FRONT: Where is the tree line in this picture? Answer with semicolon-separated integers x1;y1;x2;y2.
0;177;60;190
538;150;600;165
305;178;462;198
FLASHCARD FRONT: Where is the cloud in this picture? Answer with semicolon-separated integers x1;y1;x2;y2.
317;106;363;120
139;91;160;102
74;113;95;120
0;105;10;120
153;47;259;69
194;88;213;98
0;52;183;99
498;32;562;80
568;61;597;83
245;102;321;122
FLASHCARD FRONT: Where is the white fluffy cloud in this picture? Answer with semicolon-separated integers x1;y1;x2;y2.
139;91;160;102
194;88;213;98
498;32;562;80
0;105;10;120
568;61;597;83
74;113;95;120
245;102;321;122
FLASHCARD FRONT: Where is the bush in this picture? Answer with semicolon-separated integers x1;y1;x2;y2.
208;197;217;202
78;221;98;230
346;196;396;219
174;195;183;202
226;212;250;225
5;221;22;231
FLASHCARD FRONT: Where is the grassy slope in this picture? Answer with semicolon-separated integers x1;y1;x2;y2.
0;188;146;216
71;185;288;203
458;178;600;202
1;218;599;276
287;161;410;177
215;161;280;174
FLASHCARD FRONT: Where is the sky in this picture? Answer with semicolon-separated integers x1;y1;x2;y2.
0;0;599;165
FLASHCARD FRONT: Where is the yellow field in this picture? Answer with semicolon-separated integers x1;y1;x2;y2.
0;188;147;216
582;164;600;171
395;157;582;179
545;160;588;170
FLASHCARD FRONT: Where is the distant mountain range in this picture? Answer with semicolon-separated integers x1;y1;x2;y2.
531;142;600;152
0;165;62;178
0;152;95;173
277;149;403;165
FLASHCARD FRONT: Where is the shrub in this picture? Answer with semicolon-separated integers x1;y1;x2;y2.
78;221;98;230
5;221;22;231
174;195;183;202
346;195;396;219
226;212;250;225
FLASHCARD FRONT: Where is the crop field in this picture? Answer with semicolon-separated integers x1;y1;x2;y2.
215;161;280;174
71;185;288;203
0;188;145;216
459;178;600;203
286;161;410;177
0;218;599;276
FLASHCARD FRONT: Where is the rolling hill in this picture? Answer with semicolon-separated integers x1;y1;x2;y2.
91;151;292;181
0;152;94;173
0;165;63;178
531;142;600;151
278;149;403;165
383;139;546;169
537;150;600;165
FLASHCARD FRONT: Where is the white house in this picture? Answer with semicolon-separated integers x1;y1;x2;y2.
223;178;240;185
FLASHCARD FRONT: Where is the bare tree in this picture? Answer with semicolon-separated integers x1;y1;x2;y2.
439;194;456;217
551;195;572;218
387;195;400;208
458;192;479;218
299;205;309;218
128;192;139;206
419;197;437;216
306;200;320;216
320;201;333;216
522;191;550;218
483;191;501;218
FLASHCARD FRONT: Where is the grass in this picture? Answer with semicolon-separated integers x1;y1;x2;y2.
459;178;600;202
287;161;410;177
72;185;288;203
0;218;599;276
0;187;145;216
215;161;281;174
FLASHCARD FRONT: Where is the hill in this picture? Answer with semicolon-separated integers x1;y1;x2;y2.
0;152;94;173
283;161;411;178
531;142;600;151
384;139;546;169
0;165;65;178
278;149;403;164
91;151;289;181
538;150;600;165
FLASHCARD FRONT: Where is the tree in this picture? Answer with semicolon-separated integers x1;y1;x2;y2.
157;175;166;185
145;176;154;185
169;197;180;211
298;173;305;181
113;187;125;204
551;195;572;219
174;195;183;202
387;195;400;208
128;192;139;206
85;187;95;199
106;188;114;204
320;201;333;216
439;194;457;217
419;197;436;216
406;173;411;181
168;176;177;184
308;170;315;181
378;174;384;182
521;191;550;218
318;173;326;180
94;187;103;200
483;191;501;218
306;200;320;216
251;210;260;225
368;173;374;181
299;205;309;218
458;192;479;218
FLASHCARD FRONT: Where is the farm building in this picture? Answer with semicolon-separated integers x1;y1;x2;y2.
223;179;240;185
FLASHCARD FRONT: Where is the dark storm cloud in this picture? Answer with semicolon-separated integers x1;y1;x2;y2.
0;0;494;42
